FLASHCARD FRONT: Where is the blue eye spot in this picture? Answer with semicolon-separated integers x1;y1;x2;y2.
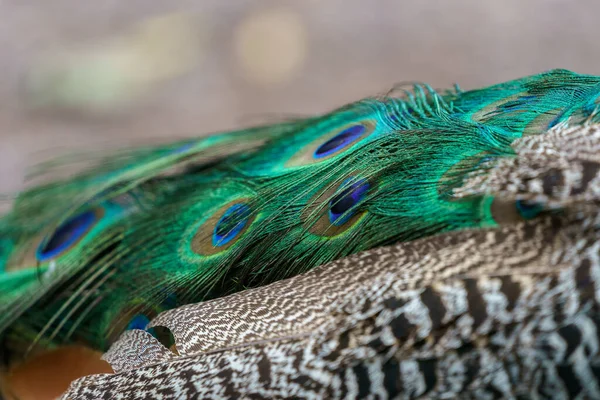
36;210;98;262
328;178;370;226
314;124;366;159
515;200;544;220
170;142;196;155
212;204;252;247
126;314;150;331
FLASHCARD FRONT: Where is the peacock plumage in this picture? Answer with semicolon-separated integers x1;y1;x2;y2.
2;70;600;397
62;122;600;398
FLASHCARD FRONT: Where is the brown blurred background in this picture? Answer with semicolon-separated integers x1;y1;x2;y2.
1;0;600;195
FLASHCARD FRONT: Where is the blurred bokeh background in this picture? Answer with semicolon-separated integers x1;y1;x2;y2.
1;0;600;196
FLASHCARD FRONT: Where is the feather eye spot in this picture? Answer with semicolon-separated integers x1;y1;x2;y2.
126;314;150;331
285;120;376;168
314;124;366;159
515;200;544;220
328;178;370;226
304;173;372;237
36;209;100;262
212;203;252;247
170;141;196;155
191;198;256;256
491;198;545;225
470;92;528;122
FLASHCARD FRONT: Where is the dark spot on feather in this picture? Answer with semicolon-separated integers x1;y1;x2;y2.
305;174;372;237
591;365;600;383
418;359;437;394
487;339;504;353
337;330;350;351
458;345;478;386
572;161;600;195
553;304;564;325
515;200;544;220
383;359;401;397
499;276;521;311
542;168;564;196
420;287;446;329
213;203;252;247
367;337;386;351
556;365;583;398
291;374;310;387
522;220;538;240
37;209;100;262
464;279;487;328
353;364;371;397
150;325;176;352
369;325;383;338
314;124;366;158
328;178;370;226
322;347;343;362
558;324;582;362
216;367;235;397
550;214;564;234
291;347;303;373
584;344;594;358
338;368;349;398
383;297;406;310
504;322;518;338
537;367;554;398
485;383;505;399
389;314;414;340
257;351;271;383
412;338;428;350
575;259;594;303
361;298;374;314
591;315;600;356
287;121;376;168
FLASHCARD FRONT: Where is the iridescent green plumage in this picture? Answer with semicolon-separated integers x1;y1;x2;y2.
449;68;600;134
1;69;599;363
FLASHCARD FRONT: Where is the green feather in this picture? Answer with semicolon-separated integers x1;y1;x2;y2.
448;68;600;136
1;69;598;362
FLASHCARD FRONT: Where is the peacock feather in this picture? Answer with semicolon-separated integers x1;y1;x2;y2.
62;122;600;399
2;69;600;368
448;68;600;135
